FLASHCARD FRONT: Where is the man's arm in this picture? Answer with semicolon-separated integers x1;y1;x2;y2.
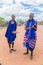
32;21;37;31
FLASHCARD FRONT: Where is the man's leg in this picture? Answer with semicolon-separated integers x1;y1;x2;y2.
30;51;33;59
11;42;16;51
24;48;29;55
9;44;11;49
12;42;14;49
9;44;12;53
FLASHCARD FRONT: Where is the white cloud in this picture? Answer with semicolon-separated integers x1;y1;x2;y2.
0;0;43;21
1;0;12;5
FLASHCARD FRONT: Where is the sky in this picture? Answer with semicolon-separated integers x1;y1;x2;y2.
0;0;43;21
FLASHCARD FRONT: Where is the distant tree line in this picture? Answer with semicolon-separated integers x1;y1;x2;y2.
0;17;8;27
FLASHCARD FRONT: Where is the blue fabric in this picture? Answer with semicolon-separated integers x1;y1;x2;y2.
25;19;36;39
5;20;17;43
23;19;37;51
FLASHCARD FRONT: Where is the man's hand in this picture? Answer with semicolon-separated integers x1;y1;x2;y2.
12;31;18;34
32;25;37;31
25;27;30;30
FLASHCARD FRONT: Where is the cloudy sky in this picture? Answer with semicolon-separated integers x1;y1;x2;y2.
0;0;43;21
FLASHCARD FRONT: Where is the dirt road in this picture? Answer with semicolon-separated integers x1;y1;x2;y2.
0;25;43;65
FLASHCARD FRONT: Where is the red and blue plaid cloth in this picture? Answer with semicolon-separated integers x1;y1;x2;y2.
23;33;37;51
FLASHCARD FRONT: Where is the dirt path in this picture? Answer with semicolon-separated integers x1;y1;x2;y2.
0;25;43;65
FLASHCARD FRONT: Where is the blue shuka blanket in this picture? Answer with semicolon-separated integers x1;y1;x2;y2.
25;19;36;39
5;20;17;43
23;19;37;51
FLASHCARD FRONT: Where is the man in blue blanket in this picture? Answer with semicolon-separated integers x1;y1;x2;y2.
5;15;17;53
23;13;37;59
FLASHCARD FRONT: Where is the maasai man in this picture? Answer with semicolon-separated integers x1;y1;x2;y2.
5;15;17;53
23;13;37;59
